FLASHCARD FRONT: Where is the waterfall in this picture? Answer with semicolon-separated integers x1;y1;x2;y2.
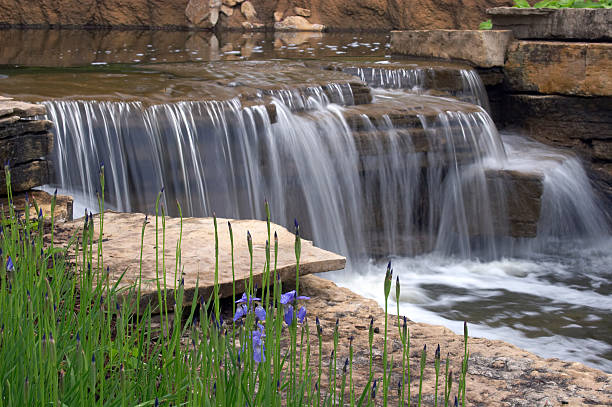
44;89;515;259
343;66;490;110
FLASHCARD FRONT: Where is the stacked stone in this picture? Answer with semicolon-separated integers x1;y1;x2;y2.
0;97;54;195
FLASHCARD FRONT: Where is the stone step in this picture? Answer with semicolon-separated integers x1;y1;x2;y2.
487;7;612;41
53;211;346;310
505;40;612;97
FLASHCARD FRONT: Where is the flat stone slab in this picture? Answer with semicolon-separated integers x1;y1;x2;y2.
505;41;612;97
390;30;513;68
55;211;346;310
0;190;73;222
488;7;612;41
0;100;46;119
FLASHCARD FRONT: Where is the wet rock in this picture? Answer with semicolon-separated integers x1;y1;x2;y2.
505;41;612;97
294;7;311;17
274;16;325;32
488;7;612;41
241;21;263;30
240;1;256;21
391;30;513;68
54;211;346;311
185;0;220;28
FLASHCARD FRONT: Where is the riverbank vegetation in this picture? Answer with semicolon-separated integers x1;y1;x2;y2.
0;166;468;406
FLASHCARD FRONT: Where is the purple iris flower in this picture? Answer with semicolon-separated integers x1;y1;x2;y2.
297;306;306;323
251;323;266;363
284;304;294;325
233;304;248;322
6;256;14;272
280;290;310;305
235;292;261;305
254;305;266;322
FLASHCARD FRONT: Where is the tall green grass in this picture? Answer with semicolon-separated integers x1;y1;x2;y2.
0;165;469;406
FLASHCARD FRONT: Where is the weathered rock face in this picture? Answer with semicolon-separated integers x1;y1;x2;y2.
488;7;612;41
505;41;612;97
390;30;514;68
0;99;54;194
0;0;512;30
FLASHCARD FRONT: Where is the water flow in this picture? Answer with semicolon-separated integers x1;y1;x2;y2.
344;66;490;110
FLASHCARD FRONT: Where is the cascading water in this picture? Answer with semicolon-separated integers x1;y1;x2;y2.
40;59;611;371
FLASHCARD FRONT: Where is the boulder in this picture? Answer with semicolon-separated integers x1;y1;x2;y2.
220;5;233;16
240;1;256;21
505;41;612;97
488;7;612;41
54;211;346;310
293;7;311;17
390;30;513;68
185;0;220;28
221;0;236;6
274;10;283;22
274;16;325;32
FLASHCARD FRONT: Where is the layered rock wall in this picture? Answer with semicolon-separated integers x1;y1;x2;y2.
0;0;511;30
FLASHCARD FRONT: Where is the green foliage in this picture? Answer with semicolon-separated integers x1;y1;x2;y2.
0;165;470;406
478;19;493;29
513;0;612;7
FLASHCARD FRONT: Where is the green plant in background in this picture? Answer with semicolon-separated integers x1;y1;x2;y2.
478;19;493;30
513;0;612;7
0;164;470;406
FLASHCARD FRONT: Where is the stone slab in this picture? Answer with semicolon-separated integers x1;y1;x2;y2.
55;211;346;310
505;41;612;97
0;119;53;139
488;7;612;41
0;132;54;166
390;30;513;68
0;100;46;119
0;190;73;222
485;169;543;238
0;160;52;194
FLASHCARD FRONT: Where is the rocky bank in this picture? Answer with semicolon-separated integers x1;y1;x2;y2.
0;0;511;31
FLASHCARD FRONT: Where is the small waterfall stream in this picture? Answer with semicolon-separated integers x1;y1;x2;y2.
41;65;611;371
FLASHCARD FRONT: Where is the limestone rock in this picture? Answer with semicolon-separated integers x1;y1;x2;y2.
293;7;311;17
185;0;220;28
241;21;263;30
488;7;612;41
274;16;325;32
54;211;346;310
0;160;52;194
0;132;54;167
240;1;256;21
274;11;283;22
294;275;612;406
0;100;46;119
0;119;53;139
0;190;73;222
220;5;233;16
391;30;513;68
505;41;612;97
